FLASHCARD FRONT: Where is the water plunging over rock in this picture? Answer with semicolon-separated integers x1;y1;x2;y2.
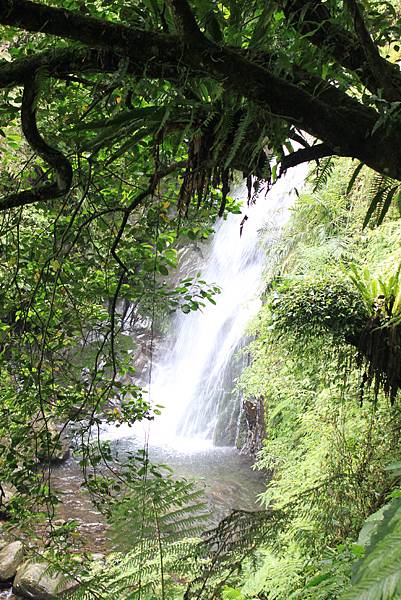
149;168;306;448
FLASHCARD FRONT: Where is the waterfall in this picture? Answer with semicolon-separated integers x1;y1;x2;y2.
149;166;307;448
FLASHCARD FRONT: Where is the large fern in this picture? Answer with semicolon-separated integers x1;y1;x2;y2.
66;455;208;599
340;497;401;600
185;509;274;599
109;461;209;551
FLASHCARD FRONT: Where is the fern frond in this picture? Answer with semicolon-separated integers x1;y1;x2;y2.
363;174;400;228
224;109;252;169
341;499;401;599
311;157;335;193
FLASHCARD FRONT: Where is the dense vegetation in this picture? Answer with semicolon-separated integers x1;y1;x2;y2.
1;0;401;598
234;159;401;599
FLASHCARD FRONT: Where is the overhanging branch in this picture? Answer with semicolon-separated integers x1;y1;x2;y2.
0;47;205;89
279;143;335;174
0;0;401;181
0;71;72;210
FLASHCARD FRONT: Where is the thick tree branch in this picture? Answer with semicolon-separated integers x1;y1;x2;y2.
0;0;401;181
0;71;72;210
0;44;369;147
0;2;376;151
0;44;360;123
0;47;204;89
344;0;398;101
282;0;401;102
168;0;204;40
279;143;335;174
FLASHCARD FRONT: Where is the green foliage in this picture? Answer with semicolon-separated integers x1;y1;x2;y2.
109;454;209;551
269;276;367;342
311;157;336;194
345;261;401;323
65;452;275;599
0;0;401;591
341;497;401;600
67;456;207;599
234;156;401;599
363;174;401;228
0;88;227;534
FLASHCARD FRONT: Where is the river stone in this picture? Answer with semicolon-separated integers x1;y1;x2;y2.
13;561;76;599
30;413;71;465
47;436;70;464
0;541;25;581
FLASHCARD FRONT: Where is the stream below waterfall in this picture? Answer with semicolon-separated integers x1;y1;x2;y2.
0;443;265;600
51;434;266;551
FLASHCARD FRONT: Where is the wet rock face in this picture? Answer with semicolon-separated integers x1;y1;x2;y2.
239;396;266;455
0;484;17;517
13;561;77;600
212;341;251;447
37;432;70;465
213;391;242;446
0;542;25;582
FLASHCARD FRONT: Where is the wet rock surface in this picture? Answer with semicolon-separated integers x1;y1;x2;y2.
0;486;17;513
13;561;76;600
238;396;266;455
34;419;71;466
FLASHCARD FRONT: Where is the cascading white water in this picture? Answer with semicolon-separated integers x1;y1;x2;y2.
149;165;307;448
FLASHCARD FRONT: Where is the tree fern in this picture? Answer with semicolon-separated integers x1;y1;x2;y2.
110;454;210;544
67;456;209;599
66;538;198;599
66;486;276;599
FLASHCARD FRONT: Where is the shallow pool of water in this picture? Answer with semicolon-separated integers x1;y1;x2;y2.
51;424;266;551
